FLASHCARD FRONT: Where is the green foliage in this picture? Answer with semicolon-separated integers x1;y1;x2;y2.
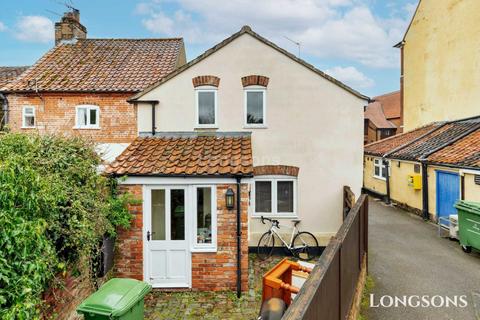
0;133;133;319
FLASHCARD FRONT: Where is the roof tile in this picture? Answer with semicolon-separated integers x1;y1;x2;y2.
3;39;183;92
105;133;253;176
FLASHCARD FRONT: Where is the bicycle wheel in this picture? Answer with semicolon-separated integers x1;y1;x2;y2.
257;231;275;260
292;231;319;261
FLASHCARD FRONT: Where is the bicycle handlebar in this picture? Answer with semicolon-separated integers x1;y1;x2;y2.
260;216;279;227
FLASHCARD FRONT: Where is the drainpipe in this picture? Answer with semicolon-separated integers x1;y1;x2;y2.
151;102;157;136
0;93;7;129
421;161;429;220
383;158;391;204
235;175;242;298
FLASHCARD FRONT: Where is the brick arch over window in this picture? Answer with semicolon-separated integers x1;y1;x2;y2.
253;165;299;177
241;75;269;87
192;75;220;87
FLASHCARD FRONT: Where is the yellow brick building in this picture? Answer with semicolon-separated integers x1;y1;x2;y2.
399;0;480;131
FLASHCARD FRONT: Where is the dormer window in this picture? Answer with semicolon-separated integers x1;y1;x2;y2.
195;88;217;128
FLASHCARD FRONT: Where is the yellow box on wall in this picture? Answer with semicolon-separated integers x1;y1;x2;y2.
408;174;422;190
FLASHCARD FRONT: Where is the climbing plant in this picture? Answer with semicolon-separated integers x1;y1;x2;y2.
0;133;133;319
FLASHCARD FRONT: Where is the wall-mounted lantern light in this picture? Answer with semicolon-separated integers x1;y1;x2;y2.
226;188;235;210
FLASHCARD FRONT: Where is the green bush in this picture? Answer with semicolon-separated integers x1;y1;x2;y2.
0;133;133;319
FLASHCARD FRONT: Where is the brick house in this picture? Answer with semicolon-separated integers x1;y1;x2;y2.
1;10;185;161
106;26;368;292
364;91;401;144
0;66;29;129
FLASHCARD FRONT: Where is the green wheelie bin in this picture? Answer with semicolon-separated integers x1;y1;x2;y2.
454;200;480;253
77;278;151;320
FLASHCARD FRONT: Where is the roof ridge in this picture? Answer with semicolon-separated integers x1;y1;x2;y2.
373;90;400;100
77;38;184;41
139;131;252;138
129;25;370;102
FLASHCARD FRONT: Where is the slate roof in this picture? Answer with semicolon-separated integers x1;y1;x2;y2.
364;101;397;129
130;26;369;102
3;39;184;93
390;118;480;161
0;66;29;89
373;91;401;119
427;129;480;169
364;123;440;157
105;133;253;176
365;116;480;169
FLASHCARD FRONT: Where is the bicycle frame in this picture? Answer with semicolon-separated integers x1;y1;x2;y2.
269;222;298;250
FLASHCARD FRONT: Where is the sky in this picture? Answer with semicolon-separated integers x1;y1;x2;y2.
0;0;417;97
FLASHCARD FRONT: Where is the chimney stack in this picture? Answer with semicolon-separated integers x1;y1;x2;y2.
54;9;87;45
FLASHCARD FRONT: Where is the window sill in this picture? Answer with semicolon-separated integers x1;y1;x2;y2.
73;126;101;130
252;214;298;219
373;176;387;181
194;126;218;130
21;126;36;129
191;247;217;253
244;125;268;129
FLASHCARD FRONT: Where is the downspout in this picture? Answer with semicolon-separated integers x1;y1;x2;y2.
421;161;429;220
235;175;242;298
383;158;391;204
151;102;157;135
0;93;7;129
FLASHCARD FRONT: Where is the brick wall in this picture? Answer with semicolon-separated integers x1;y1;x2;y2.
115;184;144;280
115;183;249;292
42;267;93;320
191;183;249;291
6;92;137;143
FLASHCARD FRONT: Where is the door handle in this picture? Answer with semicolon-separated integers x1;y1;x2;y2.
147;231;151;241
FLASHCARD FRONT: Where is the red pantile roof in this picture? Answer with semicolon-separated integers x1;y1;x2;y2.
364;101;396;129
373;91;401;119
3;39;184;93
427;129;480;169
0;66;29;89
364;123;440;157
105;133;253;176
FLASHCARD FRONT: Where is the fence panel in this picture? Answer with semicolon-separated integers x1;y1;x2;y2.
282;194;368;320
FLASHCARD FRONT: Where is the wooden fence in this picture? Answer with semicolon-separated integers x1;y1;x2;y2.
282;194;369;320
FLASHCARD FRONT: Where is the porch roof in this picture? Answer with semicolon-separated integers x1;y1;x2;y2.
105;132;253;177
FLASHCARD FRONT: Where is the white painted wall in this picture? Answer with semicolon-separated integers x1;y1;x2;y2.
136;33;366;245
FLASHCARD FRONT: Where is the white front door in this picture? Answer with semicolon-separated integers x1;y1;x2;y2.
144;186;191;288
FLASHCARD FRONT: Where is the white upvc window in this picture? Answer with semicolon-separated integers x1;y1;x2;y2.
253;176;297;217
192;185;217;252
244;87;266;127
195;87;217;128
22;106;36;128
373;158;389;180
75;105;100;129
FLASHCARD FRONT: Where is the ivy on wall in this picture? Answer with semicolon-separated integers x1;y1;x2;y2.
0;133;133;319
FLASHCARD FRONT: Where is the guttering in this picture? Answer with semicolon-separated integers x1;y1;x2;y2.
235;175;242;298
421;161;429;220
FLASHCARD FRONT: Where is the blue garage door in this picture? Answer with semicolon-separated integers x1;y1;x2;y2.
436;171;460;224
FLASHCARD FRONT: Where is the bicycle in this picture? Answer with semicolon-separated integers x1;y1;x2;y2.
257;216;319;261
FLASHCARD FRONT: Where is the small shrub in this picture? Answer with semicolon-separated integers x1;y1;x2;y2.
0;133;133;319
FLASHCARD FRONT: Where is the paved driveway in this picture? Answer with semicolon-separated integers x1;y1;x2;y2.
368;199;480;320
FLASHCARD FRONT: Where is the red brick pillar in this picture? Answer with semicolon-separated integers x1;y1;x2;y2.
114;184;143;280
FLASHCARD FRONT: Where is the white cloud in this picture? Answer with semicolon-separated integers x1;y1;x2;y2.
136;0;414;68
0;21;6;32
325;66;375;89
14;16;54;43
